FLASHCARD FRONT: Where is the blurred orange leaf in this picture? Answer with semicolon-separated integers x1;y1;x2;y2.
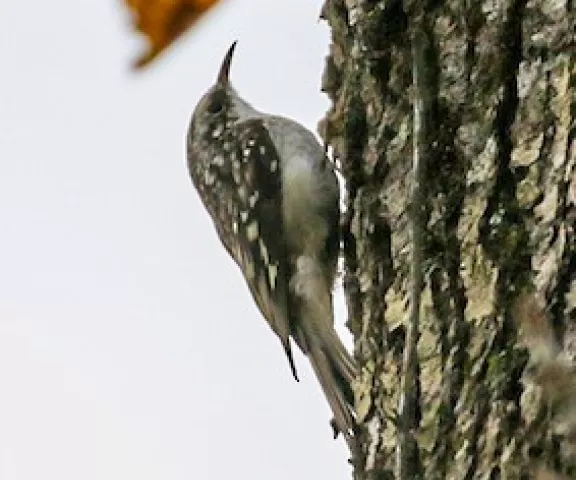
125;0;223;69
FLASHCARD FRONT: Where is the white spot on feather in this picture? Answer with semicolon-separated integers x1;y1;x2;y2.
259;239;269;264
268;264;278;289
248;192;259;207
246;221;259;241
232;161;241;183
204;169;215;186
238;185;248;201
212;124;223;138
244;255;255;279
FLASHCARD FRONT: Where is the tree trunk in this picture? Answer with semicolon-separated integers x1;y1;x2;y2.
319;0;575;478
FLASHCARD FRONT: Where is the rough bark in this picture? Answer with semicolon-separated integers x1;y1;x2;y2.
319;0;575;478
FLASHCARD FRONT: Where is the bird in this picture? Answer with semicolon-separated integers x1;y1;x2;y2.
186;41;356;441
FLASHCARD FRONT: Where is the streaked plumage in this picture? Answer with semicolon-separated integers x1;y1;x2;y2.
186;42;356;440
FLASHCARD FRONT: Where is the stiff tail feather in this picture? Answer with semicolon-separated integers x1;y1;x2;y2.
307;343;355;439
291;255;357;438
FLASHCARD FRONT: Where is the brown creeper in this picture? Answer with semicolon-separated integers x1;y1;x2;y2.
186;42;356;439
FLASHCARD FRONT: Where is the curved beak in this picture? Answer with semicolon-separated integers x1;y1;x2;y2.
217;41;237;86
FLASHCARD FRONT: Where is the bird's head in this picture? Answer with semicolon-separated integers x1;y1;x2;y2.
188;42;258;144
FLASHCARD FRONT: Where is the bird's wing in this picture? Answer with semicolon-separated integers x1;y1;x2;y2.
204;117;298;380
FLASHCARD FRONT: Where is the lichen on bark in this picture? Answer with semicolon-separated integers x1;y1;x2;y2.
319;0;575;478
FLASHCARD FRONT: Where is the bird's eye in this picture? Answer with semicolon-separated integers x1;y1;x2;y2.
207;91;226;115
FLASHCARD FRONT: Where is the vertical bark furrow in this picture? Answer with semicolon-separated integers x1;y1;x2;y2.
319;0;574;478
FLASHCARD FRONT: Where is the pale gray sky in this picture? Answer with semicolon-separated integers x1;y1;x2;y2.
0;1;353;479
